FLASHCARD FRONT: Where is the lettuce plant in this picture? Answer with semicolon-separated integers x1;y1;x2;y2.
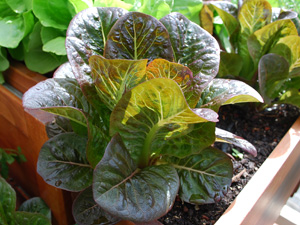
0;177;51;225
23;7;262;224
200;0;300;108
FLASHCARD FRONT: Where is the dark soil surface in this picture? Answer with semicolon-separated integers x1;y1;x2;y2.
159;104;300;225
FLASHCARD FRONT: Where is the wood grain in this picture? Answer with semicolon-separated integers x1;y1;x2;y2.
216;117;300;225
0;64;73;225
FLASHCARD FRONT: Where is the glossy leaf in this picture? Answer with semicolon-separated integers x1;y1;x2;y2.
237;0;272;78
45;116;73;138
215;128;257;156
54;62;76;79
23;78;90;126
145;58;199;107
104;12;174;62
167;147;233;204
93;134;179;222
199;4;214;35
14;211;51;225
40;26;66;45
37;133;93;191
18;197;51;220
197;78;263;112
248;19;298;66
73;187;118;225
90;55;148;110
0;9;34;48
32;0;76;29
258;53;290;104
218;52;243;77
5;0;28;13
110;78;218;165
269;35;300;77
160;13;220;86
66;7;127;84
0;177;16;224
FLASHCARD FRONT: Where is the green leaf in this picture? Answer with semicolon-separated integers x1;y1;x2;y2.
197;78;263;112
167;147;233;204
218;52;243;77
32;0;76;29
66;7;127;84
269;35;300;77
73;187;119;225
0;73;4;84
37;133;93;191
14;211;51;225
23;78;90;126
0;177;16;224
5;0;28;13
172;0;203;24
24;22;67;74
89;55;148;110
69;0;93;13
136;0;171;19
42;37;67;55
258;53;290;104
8;42;25;61
41;26;66;45
145;58;199;108
215;128;257;156
160;13;220;86
237;0;272;78
110;78;218;166
199;4;214;35
0;7;34;48
0;47;9;71
278;85;300;107
104;12;174;62
18;197;51;220
210;2;239;36
248;19;298;66
93;0;133;10
93;134;179;222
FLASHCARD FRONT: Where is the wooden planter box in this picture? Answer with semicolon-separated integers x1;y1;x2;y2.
1;61;299;225
1;61;73;225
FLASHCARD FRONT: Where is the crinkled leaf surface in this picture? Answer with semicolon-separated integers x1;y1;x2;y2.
23;78;90;126
218;52;243;77
237;0;272;78
166;147;232;204
54;62;76;79
90;55;148;110
145;58;199;108
269;35;300;77
160;13;220;87
197;78;263;112
110;78;218;165
0;177;16;224
215;128;257;156
66;7;127;84
258;53;290;104
37;133;93;191
45;116;73;138
14;211;51;225
32;0;76;29
104;12;174;62
18;197;51;220
93;134;179;222
73;187;118;225
248;19;298;65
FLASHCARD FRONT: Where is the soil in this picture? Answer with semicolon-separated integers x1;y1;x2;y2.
159;103;300;225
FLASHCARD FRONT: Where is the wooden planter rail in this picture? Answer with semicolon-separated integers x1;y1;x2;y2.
1;61;73;225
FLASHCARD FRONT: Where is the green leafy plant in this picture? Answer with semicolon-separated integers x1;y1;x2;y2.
0;177;51;225
200;0;300;108
0;147;26;179
23;7;263;224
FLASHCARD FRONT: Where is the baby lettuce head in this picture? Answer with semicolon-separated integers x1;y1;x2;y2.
23;7;262;224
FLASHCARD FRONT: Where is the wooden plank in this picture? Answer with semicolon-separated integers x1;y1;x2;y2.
216;117;300;225
0;85;73;225
3;61;46;94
